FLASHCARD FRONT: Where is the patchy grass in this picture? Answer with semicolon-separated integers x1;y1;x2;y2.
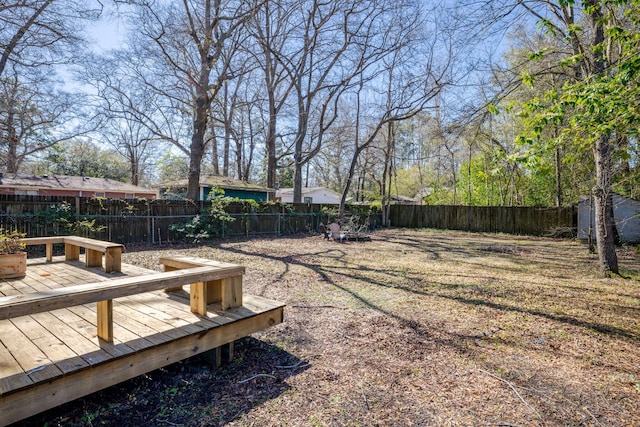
17;229;640;426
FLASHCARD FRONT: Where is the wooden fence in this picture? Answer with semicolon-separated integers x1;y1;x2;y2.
389;204;574;236
0;195;377;244
0;195;574;244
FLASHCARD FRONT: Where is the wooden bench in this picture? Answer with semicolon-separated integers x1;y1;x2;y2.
0;264;244;343
159;256;244;311
21;236;124;273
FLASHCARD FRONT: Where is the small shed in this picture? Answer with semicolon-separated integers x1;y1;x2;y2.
577;193;640;243
160;175;274;202
276;186;342;204
0;173;158;199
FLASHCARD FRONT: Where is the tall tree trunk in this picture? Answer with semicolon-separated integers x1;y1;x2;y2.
130;159;139;186
223;127;230;177
555;147;562;207
6;106;18;174
293;151;303;202
292;108;307;203
236;136;243;180
222;80;232;177
187;89;208;200
210;121;219;175
588;0;618;275
593;134;618;275
266;105;277;188
381;122;394;227
467;144;472;205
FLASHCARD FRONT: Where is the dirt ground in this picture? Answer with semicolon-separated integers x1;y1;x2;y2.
14;229;640;426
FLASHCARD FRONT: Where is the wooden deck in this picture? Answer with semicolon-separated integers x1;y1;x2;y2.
0;256;284;426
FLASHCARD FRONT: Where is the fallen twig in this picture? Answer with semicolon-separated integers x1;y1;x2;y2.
478;369;537;415
157;419;184;426
292;305;344;309
238;373;277;384
473;327;502;339
360;382;370;412
479;423;522;427
276;354;320;369
583;406;604;427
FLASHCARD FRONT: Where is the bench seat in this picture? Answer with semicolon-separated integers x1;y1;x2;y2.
0;265;244;342
21;236;124;273
159;256;244;311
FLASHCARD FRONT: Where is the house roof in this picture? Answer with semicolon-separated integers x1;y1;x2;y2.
164;175;273;193
276;186;341;197
0;174;156;194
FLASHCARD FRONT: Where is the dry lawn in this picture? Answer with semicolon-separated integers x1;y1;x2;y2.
18;228;640;426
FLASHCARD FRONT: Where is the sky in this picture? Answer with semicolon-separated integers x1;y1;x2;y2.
85;4;128;53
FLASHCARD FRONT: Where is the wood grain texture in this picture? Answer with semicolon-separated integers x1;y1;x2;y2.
0;266;244;320
0;257;285;426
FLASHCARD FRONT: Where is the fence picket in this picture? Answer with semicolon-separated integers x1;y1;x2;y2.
0;195;574;244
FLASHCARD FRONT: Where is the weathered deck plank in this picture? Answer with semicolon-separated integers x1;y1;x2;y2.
0;255;285;427
13;314;88;374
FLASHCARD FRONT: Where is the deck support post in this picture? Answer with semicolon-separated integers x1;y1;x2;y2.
200;342;235;367
97;300;114;342
222;341;234;362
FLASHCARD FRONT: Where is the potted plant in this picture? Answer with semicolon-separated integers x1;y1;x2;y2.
0;228;27;278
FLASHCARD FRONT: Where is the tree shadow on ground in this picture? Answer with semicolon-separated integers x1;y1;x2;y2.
219;240;640;343
12;337;306;427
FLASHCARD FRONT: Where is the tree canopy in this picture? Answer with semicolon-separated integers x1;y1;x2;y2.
3;0;640;273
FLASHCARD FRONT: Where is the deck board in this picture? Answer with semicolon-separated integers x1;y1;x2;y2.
13;314;88;374
0;320;62;384
0;255;285;426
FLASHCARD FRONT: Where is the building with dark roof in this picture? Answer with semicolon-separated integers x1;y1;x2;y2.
159;175;274;201
0;174;158;199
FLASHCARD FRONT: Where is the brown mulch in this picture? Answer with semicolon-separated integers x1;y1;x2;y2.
12;229;640;426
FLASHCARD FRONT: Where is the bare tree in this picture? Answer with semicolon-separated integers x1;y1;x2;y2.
129;0;261;199
0;1;101;173
338;1;451;218
0;1;101;78
0;69;94;173
261;0;407;202
81;51;179;185
249;0;297;189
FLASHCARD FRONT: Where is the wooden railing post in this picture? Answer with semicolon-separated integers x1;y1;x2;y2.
97;300;113;342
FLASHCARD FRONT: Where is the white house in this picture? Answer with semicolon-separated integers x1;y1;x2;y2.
276;187;342;204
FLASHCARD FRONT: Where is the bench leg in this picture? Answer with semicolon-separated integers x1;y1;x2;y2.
190;282;208;315
221;276;243;309
204;275;242;309
86;249;103;269
104;248;121;273
45;243;53;262
65;244;80;261
97;300;114;342
206;279;222;304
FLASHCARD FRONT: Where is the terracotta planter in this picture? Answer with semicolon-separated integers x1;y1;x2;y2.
0;252;27;279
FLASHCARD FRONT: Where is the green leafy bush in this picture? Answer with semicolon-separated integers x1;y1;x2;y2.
169;187;236;242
